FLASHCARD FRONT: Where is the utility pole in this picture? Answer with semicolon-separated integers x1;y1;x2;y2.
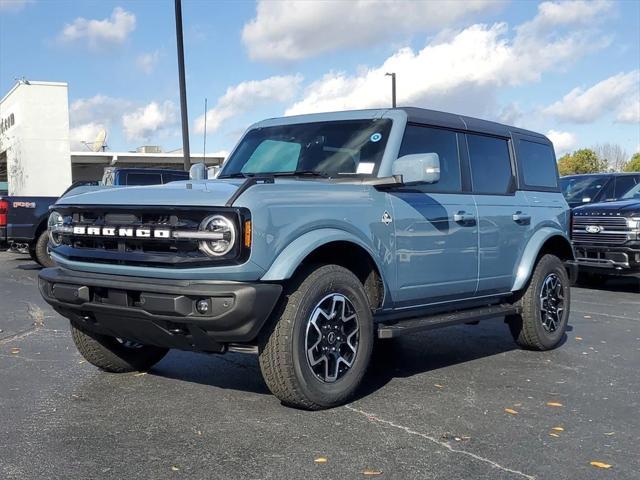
174;0;190;171
385;72;396;108
203;97;208;159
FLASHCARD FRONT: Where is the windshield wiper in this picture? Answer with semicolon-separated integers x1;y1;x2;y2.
270;170;330;178
218;172;252;179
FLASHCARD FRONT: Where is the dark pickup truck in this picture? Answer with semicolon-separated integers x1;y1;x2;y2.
570;181;640;282
1;168;189;266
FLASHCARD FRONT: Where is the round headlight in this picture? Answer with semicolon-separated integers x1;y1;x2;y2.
48;211;64;247
199;215;236;257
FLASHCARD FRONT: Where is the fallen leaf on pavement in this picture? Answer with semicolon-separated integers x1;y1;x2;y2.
604;432;615;436
549;433;560;438
133;372;147;377
170;465;179;471
552;427;564;431
362;470;383;476
546;402;563;407
10;347;21;354
314;457;327;464
504;408;518;415
583;315;592;319
590;461;612;469
575;337;583;340
434;384;444;389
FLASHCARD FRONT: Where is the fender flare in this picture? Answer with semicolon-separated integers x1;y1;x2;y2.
511;227;573;292
260;228;387;285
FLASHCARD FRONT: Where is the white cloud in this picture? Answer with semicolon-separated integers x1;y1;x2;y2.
547;129;577;156
242;0;503;62
543;71;639;123
59;7;136;49
69;122;108;151
285;1;612;117
0;0;32;12
122;101;178;142
195;75;303;134
615;97;640;124
70;94;131;126
136;51;160;74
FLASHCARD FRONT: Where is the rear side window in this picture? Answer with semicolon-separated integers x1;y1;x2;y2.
467;134;512;194
125;173;162;186
518;140;558;189
398;125;461;192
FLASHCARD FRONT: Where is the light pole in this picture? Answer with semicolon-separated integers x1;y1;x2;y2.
175;0;191;171
385;72;396;108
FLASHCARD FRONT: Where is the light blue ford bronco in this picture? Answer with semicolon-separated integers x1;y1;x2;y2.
39;108;573;409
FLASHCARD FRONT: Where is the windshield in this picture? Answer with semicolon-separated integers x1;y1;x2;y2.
559;175;608;203
621;182;640;199
219;119;392;178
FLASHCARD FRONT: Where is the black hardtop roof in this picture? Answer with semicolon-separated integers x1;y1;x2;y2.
398;107;548;141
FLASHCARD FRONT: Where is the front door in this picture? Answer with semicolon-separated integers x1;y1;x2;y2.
389;125;478;307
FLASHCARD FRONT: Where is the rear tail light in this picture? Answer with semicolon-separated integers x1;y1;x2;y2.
0;200;8;227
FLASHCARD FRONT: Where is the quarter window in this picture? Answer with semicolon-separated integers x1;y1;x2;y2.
518;140;558;189
467;134;512;194
397;125;461;192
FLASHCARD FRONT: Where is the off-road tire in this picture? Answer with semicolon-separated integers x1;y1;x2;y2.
70;322;168;373
508;254;570;350
258;264;374;410
33;230;55;268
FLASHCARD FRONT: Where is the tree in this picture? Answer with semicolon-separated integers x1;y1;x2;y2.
624;152;640;172
593;143;628;172
557;149;607;176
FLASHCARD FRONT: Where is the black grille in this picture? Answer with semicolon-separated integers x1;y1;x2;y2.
572;215;630;245
51;205;247;267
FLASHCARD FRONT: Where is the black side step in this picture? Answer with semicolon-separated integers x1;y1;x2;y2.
377;304;521;339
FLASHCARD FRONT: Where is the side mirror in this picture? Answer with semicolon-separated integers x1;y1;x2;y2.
189;162;207;180
392;153;440;184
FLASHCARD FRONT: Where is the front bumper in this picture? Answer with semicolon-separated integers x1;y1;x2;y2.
38;267;282;352
569;244;640;277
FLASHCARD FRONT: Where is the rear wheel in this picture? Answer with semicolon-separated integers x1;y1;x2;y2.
33;230;55;268
70;322;168;373
508;254;570;350
259;264;373;410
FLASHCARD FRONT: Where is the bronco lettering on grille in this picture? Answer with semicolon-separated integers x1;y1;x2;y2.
72;226;171;239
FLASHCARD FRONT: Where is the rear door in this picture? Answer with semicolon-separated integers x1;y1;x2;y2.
389;124;478;307
467;133;531;295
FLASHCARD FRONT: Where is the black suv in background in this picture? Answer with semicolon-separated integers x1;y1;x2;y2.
570;181;640;283
560;172;640;209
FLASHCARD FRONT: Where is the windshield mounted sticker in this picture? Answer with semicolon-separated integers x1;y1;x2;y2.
356;162;375;174
370;133;382;143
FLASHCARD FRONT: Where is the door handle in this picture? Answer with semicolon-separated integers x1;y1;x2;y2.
454;211;476;225
512;212;531;224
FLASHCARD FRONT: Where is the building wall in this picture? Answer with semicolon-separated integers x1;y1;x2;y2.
0;81;72;196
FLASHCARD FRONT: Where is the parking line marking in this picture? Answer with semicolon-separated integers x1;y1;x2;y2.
345;405;535;480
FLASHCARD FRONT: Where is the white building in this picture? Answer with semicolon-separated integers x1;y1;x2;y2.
0;80;223;196
0;81;72;196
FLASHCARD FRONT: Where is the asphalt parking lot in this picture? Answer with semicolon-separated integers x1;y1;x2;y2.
1;251;638;480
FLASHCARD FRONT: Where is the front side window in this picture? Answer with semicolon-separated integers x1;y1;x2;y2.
621;181;640;200
467;134;512;194
220;119;392;178
397;125;461;193
614;175;639;199
518;140;558;189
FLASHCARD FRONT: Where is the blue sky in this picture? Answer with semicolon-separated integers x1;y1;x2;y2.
1;0;638;159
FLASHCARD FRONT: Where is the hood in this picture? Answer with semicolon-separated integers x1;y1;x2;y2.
56;179;243;207
573;199;640;217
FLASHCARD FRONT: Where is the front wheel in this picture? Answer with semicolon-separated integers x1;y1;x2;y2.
259;264;374;410
70;322;169;373
508;254;570;350
33;230;55;268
